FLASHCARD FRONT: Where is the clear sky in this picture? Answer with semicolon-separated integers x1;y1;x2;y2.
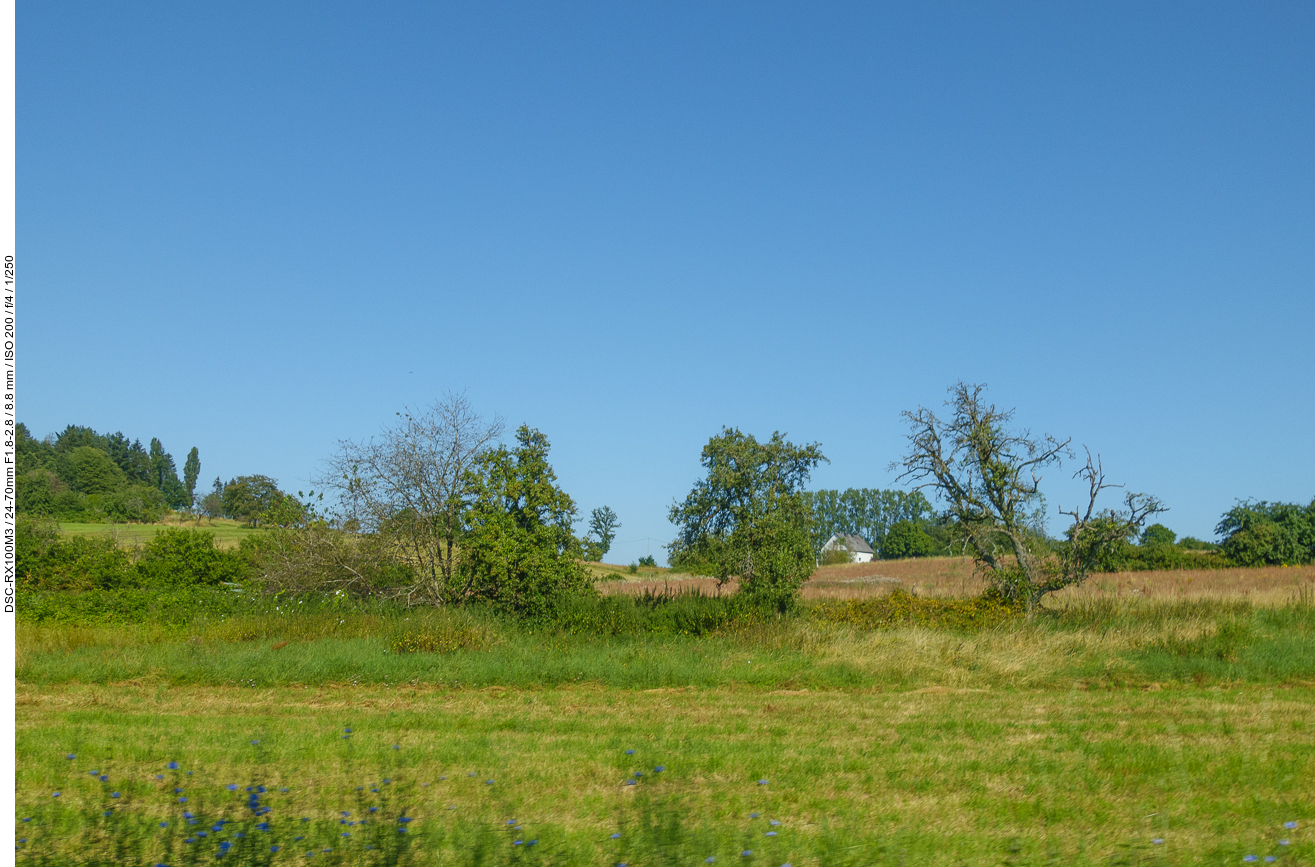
19;2;1315;563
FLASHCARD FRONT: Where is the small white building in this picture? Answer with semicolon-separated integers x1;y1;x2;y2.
820;533;875;564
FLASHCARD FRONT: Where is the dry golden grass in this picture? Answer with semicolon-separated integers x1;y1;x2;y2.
598;558;1315;607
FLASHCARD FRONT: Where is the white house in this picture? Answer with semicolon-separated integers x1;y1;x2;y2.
820;533;875;564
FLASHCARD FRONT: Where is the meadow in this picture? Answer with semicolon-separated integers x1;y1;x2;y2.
15;562;1315;866
56;516;261;551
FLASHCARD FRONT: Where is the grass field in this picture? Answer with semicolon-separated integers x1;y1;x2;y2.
57;516;263;550
16;567;1315;865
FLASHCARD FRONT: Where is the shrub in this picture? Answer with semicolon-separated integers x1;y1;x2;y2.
16;516;135;591
133;528;249;587
812;588;1025;632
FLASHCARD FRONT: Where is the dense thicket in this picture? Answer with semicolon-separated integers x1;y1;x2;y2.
15;516;249;592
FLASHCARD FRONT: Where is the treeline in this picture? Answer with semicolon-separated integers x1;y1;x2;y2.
15;423;200;522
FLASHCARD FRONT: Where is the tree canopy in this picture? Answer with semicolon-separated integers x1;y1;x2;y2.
668;428;825;607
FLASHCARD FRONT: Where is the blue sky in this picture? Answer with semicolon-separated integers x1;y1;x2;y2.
20;2;1314;562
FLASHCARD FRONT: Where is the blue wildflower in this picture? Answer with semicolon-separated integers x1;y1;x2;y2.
749;813;759;819
271;846;280;853
1265;858;1276;864
655;766;665;772
741;851;752;857
513;841;523;846
52;792;60;798
757;779;769;785
625;749;635;755
486;779;494;785
393;745;400;750
370;807;379;813
1284;822;1298;830
257;822;270;832
227;784;237;791
65;754;75;760
769;820;780;826
706;859;716;864
1244;857;1258;863
399;817;412;824
1279;840;1291;846
612;833;622;839
219;841;231;851
528;840;538;846
1152;838;1163;844
111;792;121;798
167;762;179;770
766;832;777;837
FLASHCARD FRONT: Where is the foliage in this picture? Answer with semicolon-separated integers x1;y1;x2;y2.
134;528;250;587
584;505;621;561
15;518;248;593
222;475;289;526
1139;523;1176;547
1216;498;1315;566
668;428;825;609
880;520;936;559
803;488;936;554
321;394;503;606
182;446;201;507
149;437;190;508
16;516;134;591
894;382;1163;612
58;446;126;495
459;426;595;616
812;588;1026;631
637;554;657;567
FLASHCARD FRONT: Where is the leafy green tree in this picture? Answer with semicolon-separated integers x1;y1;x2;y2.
668;428;826;608
880;520;936;559
1216;499;1314;566
183;447;201;508
58;446;126;495
894;382;1163;614
102;484;168;523
16;469;65;515
584;505;621;561
1140;523;1177;547
222;475;287;526
459;425;593;615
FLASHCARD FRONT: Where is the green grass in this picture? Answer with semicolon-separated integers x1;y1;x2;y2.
57;519;264;550
16;591;1315;865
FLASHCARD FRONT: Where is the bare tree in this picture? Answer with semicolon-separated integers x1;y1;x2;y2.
320;394;503;606
893;382;1163;613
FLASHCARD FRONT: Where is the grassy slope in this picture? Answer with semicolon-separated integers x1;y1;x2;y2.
57;516;263;549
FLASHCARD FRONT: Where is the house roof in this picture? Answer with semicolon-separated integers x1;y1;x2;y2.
825;533;874;555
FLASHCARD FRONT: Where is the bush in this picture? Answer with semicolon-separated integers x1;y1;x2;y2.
812;588;1025;632
133;528;250;587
